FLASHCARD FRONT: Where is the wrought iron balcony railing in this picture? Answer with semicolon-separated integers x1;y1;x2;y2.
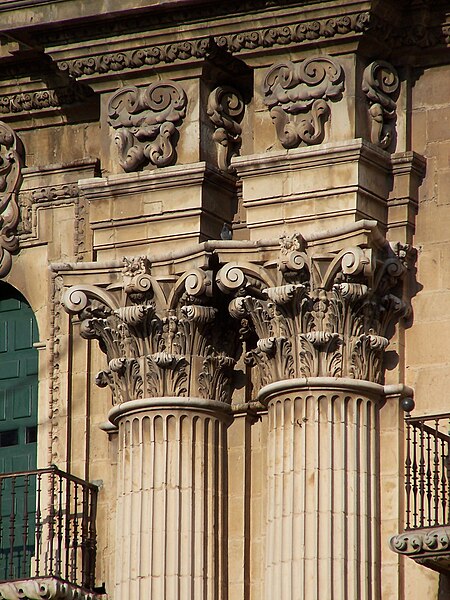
391;413;450;573
0;466;98;591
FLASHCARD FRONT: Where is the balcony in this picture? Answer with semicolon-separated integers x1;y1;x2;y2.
0;466;102;599
390;413;450;574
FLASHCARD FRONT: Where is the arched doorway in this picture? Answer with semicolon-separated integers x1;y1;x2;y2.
0;282;38;579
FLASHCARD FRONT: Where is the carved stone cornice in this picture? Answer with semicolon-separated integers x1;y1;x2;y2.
362;60;400;149
53;12;373;80
0;578;100;600
390;527;450;574
107;81;187;171
220;232;410;390
62;257;239;409
262;56;344;148
207;85;245;172
0;121;23;278
0;84;94;116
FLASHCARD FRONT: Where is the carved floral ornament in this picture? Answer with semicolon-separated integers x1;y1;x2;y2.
62;230;410;411
107;81;187;172
262;56;344;148
362;60;400;149
0;122;23;278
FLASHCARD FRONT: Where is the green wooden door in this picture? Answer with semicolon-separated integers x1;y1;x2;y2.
0;282;38;579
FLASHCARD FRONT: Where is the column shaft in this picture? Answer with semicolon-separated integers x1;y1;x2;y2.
264;384;380;600
113;402;229;599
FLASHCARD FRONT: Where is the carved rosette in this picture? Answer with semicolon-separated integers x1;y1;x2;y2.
207;85;245;172
222;234;409;391
262;56;344;148
0;122;23;278
62;258;237;409
362;60;399;149
107;81;187;172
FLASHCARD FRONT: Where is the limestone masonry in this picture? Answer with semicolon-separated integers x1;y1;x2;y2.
0;0;449;598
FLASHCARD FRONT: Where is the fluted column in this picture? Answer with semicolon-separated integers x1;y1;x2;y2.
109;398;230;599
260;378;382;600
62;258;239;600
218;227;413;600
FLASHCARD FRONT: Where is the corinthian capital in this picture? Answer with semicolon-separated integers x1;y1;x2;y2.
224;235;410;388
62;258;238;408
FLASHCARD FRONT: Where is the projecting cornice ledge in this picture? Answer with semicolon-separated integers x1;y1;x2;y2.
390;527;450;575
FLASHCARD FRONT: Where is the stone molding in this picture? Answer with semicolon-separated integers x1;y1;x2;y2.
53;12;373;80
0;84;94;116
390;527;450;573
262;56;344;148
0;121;23;278
18;183;79;236
207;85;245;172
0;578;100;600
362;60;400;149
107;81;187;171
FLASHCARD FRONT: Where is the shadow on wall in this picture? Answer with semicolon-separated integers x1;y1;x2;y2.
439;574;450;599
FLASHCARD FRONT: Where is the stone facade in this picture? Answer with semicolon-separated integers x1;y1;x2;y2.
0;0;449;598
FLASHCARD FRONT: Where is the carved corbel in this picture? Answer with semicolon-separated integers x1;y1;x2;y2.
207;85;245;172
0;122;23;278
362;60;399;149
262;56;344;148
107;81;187;172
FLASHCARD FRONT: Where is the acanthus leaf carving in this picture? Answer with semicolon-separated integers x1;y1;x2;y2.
207;85;245;172
107;81;187;172
263;56;344;148
62;258;239;410
225;233;410;392
362;60;399;149
0;122;23;278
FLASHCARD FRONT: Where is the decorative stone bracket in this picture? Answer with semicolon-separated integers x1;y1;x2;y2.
0;122;23;278
262;56;344;148
107;81;187;172
0;578;100;600
207;85;245;172
362;60;400;149
390;527;450;574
